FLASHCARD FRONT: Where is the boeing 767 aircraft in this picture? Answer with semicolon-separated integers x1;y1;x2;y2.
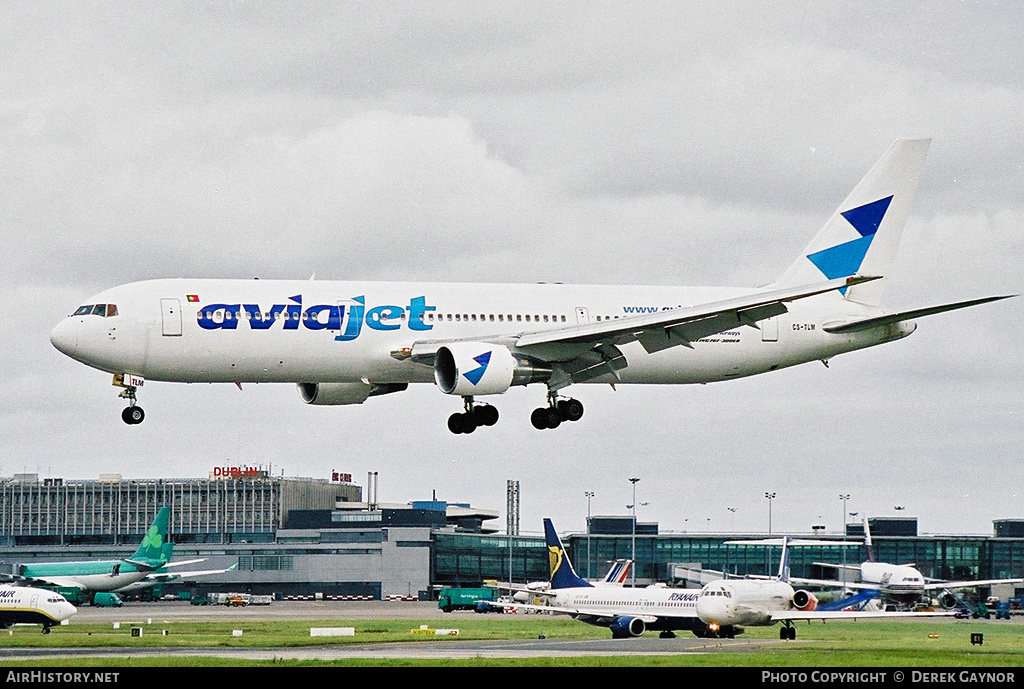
50;139;1011;432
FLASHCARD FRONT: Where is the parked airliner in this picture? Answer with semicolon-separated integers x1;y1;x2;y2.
50;139;1012;432
0;507;215;601
489;519;951;639
0;585;77;633
791;520;1023;608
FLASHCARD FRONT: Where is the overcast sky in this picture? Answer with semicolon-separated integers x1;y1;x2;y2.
2;1;1021;539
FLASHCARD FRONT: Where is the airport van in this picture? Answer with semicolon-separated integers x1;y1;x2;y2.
93;592;124;607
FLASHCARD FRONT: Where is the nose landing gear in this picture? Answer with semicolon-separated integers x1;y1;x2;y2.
114;373;145;425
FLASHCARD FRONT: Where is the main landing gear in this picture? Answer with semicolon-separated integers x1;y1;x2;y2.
530;393;584;430
779;621;797;640
447;397;499;434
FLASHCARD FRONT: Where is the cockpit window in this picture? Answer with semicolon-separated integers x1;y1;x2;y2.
74;304;118;317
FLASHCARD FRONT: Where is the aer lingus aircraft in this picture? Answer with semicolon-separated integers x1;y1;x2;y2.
0;507;209;601
49;138;1011;432
487;519;951;639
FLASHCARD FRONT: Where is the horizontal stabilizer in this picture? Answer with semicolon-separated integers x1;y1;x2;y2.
823;295;1016;334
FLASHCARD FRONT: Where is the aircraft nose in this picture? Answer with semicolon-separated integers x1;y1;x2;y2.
50;319;78;358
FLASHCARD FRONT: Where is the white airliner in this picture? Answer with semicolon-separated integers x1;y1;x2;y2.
790;520;1024;608
49;139;1012;432
490;519;951;639
0;585;77;633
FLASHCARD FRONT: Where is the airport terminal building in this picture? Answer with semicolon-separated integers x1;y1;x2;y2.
2;472;1023;602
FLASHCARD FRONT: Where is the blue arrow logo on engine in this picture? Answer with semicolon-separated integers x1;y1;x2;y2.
463;352;492;386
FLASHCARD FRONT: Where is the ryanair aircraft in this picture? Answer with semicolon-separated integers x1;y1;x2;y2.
50;139;1010;432
487;519;952;639
0;586;76;633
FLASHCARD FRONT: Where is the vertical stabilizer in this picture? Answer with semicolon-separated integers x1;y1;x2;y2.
129;507;172;566
544;518;592;590
864;518;875;563
776;536;792;583
773;138;930;307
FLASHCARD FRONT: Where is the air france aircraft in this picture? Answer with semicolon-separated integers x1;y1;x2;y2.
791;520;1024;608
0;585;77;633
50;139;1012;432
0;507;209;600
489;519;951;639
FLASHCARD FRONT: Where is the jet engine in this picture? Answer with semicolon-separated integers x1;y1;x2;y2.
609;616;646;639
791;589;818;611
433;343;550;396
297;382;407;405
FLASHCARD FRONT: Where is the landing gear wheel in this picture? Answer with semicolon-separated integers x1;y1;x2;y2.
121;406;145;425
659;630;676;639
447;412;478;434
473;404;499;427
530;407;549;430
780;625;796;640
544;406;562;429
557;398;584;422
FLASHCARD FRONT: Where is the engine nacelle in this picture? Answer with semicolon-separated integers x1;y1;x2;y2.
298;382;408;405
609;616;646;639
433;343;550;396
791;589;818;611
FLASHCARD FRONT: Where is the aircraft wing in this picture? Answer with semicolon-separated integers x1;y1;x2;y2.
155;559;207;569
0;573;85;590
487;600;660;624
788;576;878;591
922;578;1024;591
769;609;955;622
411;275;878;385
144;563;237;583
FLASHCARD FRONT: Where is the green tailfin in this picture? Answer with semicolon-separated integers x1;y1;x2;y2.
130;507;172;566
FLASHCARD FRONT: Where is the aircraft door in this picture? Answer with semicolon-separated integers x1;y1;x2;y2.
761;317;779;342
575;307;590;324
160;298;182;336
29;593;39;610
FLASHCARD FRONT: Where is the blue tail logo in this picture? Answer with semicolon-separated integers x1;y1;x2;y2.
807;196;893;293
463;352;491;386
544;518;592;590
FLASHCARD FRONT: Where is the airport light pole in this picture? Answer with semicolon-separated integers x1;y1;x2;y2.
585;491;595;580
840;494;850;588
765;492;776;536
629;478;640;587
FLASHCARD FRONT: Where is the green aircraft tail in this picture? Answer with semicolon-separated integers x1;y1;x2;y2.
129;507;172;566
